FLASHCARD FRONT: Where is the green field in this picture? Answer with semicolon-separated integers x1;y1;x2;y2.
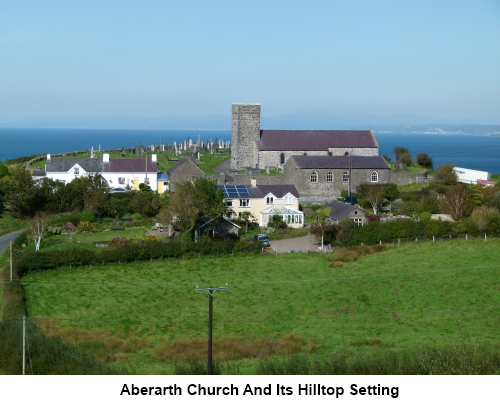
21;238;500;373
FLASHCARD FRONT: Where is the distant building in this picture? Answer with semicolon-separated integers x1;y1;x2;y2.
321;200;367;225
231;103;379;171
453;167;490;184
283;155;391;204
38;153;158;191
166;158;206;192
217;181;304;228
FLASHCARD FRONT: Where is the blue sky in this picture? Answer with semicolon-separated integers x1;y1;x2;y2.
1;0;499;123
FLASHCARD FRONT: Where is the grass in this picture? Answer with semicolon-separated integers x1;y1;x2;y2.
21;238;500;373
0;213;28;237
45;228;146;243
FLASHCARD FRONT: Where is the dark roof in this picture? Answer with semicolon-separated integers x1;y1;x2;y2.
217;184;300;199
33;170;46;176
258;130;378;151
167;158;198;175
104;158;157;173
249;184;300;199
46;157;103;173
291;155;390;170
322;200;358;220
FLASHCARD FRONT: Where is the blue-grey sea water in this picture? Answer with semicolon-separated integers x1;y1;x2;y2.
1;128;499;174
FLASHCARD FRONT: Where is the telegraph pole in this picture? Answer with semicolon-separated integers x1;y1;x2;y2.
22;316;26;375
10;241;13;281
196;284;228;375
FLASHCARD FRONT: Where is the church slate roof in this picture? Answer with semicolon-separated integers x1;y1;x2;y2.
104;158;157;173
258;130;378;151
291;155;390;170
46;157;103;173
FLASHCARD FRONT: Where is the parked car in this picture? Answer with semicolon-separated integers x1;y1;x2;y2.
109;187;128;193
253;234;271;247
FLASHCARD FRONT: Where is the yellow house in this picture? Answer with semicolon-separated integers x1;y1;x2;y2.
217;180;304;228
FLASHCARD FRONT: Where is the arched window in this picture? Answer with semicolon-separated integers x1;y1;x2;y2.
310;171;318;183
371;171;379;182
280;153;285;165
326;171;333;182
342;170;349;183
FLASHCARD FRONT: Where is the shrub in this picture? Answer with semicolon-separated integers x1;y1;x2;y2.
110;225;125;231
80;212;96;222
76;221;96;233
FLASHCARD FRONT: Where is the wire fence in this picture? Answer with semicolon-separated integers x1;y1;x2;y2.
271;232;500;254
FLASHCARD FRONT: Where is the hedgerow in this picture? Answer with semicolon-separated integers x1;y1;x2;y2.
13;239;261;275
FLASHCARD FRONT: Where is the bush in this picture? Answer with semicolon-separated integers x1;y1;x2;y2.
80;212;96;222
110;225;125;231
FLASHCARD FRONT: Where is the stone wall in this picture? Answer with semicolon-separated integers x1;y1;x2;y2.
228;173;285;185
390;172;429;186
257;148;379;170
231;103;260;169
283;158;391;200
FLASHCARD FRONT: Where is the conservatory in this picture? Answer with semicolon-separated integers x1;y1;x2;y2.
260;205;304;228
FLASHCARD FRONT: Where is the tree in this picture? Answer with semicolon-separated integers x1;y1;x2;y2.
309;208;338;249
130;186;164;217
393;147;412;166
356;183;394;214
1;166;43;218
416;153;433;169
28;212;49;251
240;211;255;233
157;178;227;233
441;184;474;220
434;163;457;186
71;174;111;217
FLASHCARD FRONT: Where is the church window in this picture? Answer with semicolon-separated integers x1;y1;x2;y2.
328;151;332;156
326;171;334;182
280;153;285;165
342;170;350;183
371;171;379;182
310;171;318;183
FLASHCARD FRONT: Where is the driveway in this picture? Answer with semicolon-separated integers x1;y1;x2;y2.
269;234;332;254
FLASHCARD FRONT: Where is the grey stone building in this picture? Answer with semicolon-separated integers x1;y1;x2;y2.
230;103;379;171
283;155;391;204
167;158;206;192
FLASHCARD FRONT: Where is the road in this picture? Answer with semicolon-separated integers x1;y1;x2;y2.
0;229;26;257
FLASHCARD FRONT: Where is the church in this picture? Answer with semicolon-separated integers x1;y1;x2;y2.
230;103;391;203
231;103;380;170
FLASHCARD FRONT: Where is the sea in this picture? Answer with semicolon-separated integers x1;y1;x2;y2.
1;128;499;174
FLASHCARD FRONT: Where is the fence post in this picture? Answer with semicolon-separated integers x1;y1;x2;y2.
485;234;487;241
433;235;435;243
398;238;400;245
466;234;468;241
379;240;382;245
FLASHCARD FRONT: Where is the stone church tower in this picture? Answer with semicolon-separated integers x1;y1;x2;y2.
231;103;260;169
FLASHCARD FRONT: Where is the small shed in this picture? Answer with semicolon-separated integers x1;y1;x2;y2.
195;217;241;242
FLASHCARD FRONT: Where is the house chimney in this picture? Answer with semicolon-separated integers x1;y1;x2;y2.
47;154;51;161
251;179;257;187
103;153;109;162
152;154;157;162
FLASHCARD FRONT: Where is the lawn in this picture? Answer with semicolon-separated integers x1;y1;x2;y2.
22;238;500;374
46;228;146;243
